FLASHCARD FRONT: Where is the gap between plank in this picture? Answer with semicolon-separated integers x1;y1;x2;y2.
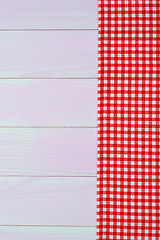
0;78;98;80
0;175;97;177
0;225;96;228
0;127;98;128
0;29;98;31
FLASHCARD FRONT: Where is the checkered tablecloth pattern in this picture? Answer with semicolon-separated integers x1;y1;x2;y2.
97;0;160;239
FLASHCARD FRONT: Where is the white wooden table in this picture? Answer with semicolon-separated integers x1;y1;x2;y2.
0;1;98;239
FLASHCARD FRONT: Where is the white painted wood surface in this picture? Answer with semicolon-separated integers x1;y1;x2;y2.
0;226;96;240
0;0;98;29
0;31;97;79
0;177;96;226
0;79;97;127
0;0;98;236
0;128;97;176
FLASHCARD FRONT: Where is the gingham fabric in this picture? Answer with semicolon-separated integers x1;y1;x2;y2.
97;0;160;239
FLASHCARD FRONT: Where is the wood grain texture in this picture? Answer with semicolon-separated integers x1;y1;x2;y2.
0;0;98;29
0;177;96;226
0;226;96;240
0;79;97;127
0;128;97;176
0;31;97;79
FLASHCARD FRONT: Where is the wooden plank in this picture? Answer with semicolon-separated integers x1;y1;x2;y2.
0;79;97;127
0;177;96;226
0;226;96;240
0;128;97;176
0;0;98;29
0;31;97;79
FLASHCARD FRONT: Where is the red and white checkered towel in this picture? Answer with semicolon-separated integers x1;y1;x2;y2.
97;0;160;239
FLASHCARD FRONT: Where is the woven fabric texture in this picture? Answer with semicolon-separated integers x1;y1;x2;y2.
97;0;160;239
